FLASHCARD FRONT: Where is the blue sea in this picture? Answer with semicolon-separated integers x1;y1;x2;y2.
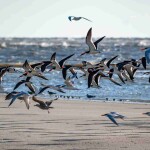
0;37;150;102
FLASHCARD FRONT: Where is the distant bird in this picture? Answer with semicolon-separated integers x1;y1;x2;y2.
86;94;96;98
68;16;92;22
143;112;150;116
21;60;48;80
141;47;150;64
81;28;105;55
8;91;30;109
101;113;119;126
32;96;58;113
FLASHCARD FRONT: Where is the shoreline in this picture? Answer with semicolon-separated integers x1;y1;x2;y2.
1;94;150;150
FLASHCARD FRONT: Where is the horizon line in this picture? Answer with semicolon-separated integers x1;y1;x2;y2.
0;36;150;39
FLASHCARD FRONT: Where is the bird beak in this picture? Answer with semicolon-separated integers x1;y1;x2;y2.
101;114;105;116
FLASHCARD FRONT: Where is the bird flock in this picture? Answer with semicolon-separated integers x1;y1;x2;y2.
1;16;150;126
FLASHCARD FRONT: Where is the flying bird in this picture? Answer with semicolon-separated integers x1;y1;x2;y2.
68;16;92;22
101;113;119;126
8;91;31;109
81;28;105;55
32;96;58;113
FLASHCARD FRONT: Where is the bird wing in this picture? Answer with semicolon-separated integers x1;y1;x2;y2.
48;85;65;93
109;78;122;86
62;65;72;80
38;86;50;94
31;62;43;69
50;52;56;62
107;114;119;126
117;72;125;84
59;54;74;68
94;73;101;86
8;91;26;107
23;95;30;109
86;28;96;51
141;57;146;69
13;80;26;90
41;61;52;72
106;55;118;68
93;36;105;50
68;16;74;21
26;82;35;93
32;96;45;106
82;17;92;22
88;69;99;88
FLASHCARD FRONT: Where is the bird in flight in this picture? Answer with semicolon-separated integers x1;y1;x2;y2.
68;16;92;22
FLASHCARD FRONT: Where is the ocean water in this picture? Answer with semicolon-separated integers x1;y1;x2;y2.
0;37;150;102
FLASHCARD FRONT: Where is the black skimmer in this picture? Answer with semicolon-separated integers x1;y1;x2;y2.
50;52;74;71
8;91;30;109
81;28;105;56
32;96;58;113
21;60;48;80
68;16;92;22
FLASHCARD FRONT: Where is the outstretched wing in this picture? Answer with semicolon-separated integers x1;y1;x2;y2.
59;54;74;68
32;96;45;107
94;36;105;50
82;17;92;22
107;114;119;126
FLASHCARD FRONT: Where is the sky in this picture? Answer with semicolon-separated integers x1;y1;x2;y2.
0;0;150;37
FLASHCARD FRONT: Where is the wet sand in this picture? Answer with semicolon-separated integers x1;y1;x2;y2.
1;94;150;150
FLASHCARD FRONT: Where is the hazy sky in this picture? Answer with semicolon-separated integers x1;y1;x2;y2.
0;0;150;37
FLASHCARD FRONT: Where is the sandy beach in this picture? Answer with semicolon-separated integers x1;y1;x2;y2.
0;94;150;150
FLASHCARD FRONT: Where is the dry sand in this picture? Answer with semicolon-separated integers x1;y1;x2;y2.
1;94;150;150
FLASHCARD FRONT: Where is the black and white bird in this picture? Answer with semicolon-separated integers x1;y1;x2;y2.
68;16;92;22
81;28;105;56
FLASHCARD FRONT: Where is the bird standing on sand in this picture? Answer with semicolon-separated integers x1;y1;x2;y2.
68;16;92;22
